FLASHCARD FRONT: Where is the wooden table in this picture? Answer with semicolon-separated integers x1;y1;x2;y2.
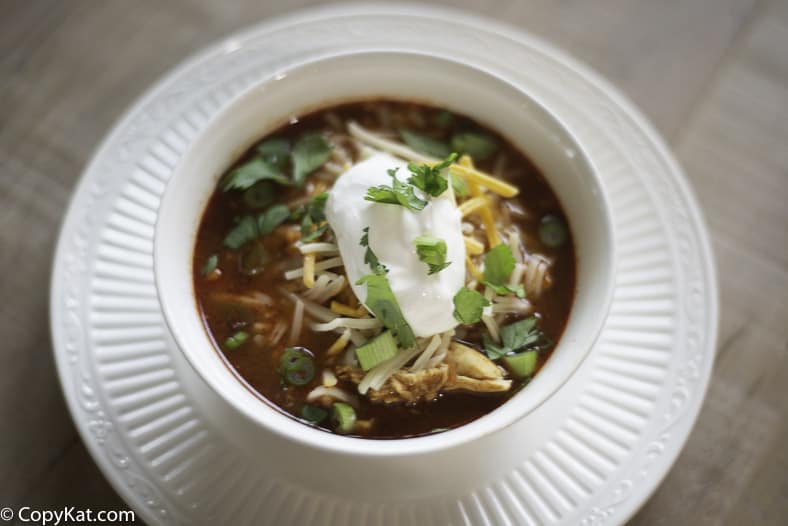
2;1;786;523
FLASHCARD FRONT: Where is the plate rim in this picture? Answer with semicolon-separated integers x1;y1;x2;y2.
49;4;719;525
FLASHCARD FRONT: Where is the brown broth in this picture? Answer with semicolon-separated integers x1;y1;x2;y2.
193;100;576;439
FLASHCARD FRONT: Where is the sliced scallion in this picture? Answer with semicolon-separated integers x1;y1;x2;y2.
300;405;329;424
538;214;569;248
355;331;398;371
284;356;315;386
224;331;249;350
503;350;538;379
332;402;357;434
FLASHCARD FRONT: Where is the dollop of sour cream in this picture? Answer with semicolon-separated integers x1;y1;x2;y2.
325;153;465;337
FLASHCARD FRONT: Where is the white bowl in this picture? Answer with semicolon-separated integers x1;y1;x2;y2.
155;51;615;459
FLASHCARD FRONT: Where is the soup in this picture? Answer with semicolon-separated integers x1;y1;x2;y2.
193;100;575;438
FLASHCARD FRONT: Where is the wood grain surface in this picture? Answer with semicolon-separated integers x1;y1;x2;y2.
1;1;786;524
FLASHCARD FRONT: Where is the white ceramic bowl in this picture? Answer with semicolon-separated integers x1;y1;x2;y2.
155;51;615;457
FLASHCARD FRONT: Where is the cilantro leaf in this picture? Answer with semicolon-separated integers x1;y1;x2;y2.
484;282;526;298
365;168;427;211
258;204;290;236
222;134;331;192
299;192;331;242
360;227;386;274
356;273;415;348
224;205;290;249
452;287;490;324
483;244;516;288
414;234;451;275
300;222;328;243
220;158;291;191
305;192;328;222
482;316;551;360
406;153;457;198
292;133;332;186
399;129;451;158
255;138;291;171
450;132;499;161
482;332;509;360
224;215;260;249
502;317;551;352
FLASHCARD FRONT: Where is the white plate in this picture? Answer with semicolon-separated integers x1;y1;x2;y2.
50;5;718;525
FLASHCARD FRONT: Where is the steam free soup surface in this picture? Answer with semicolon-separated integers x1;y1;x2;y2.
193;100;576;438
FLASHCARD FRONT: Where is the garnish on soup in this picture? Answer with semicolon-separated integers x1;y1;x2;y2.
193;100;575;438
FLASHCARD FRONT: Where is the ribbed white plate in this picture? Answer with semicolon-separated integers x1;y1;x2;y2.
50;5;718;525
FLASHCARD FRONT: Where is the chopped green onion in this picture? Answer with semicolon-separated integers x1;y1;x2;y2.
283;356;315;386
538;214;569;248
332;402;357;434
450;173;469;197
200;254;218;276
243;181;275;209
356;273;416;348
356;331;399;371
224;331;249;350
503;351;538;379
279;347;315;386
300;404;329;424
280;347;309;370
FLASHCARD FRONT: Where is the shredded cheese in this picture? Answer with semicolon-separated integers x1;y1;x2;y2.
463;236;485;255
449;164;519;198
458;196;488;217
302;254;315;288
326;328;352;356
284;256;343;280
330;301;369;318
465;254;484;281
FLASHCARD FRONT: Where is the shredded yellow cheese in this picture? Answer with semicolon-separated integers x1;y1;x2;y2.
464;236;485;255
479;203;502;247
458;154;475;168
449;164;519;198
330;301;368;318
303;254;316;288
466;254;484;281
458;196;488;217
326;328;352;356
457;158;502;246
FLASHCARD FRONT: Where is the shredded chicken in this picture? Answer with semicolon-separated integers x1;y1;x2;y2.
336;342;511;404
445;342;503;380
337;364;449;404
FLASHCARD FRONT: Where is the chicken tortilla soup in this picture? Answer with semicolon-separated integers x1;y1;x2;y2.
193;100;575;438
